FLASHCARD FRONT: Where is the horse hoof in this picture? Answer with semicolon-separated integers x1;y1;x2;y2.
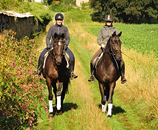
48;113;54;119
56;110;62;115
102;110;106;113
107;115;112;118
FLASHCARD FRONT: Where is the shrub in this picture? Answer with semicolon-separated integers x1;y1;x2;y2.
1;1;52;26
17;2;52;26
0;0;19;10
0;30;47;129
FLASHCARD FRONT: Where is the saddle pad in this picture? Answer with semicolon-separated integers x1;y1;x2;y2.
93;52;103;68
43;51;49;68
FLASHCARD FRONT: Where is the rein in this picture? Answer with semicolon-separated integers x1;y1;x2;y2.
103;38;121;71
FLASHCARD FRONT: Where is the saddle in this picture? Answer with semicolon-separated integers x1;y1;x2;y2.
92;52;103;68
92;52;120;72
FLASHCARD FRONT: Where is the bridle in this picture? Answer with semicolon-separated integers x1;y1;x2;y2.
49;40;64;60
104;36;122;57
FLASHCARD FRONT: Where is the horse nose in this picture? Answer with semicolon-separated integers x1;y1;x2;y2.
116;55;122;60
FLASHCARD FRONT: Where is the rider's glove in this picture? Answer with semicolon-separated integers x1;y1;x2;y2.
101;43;106;49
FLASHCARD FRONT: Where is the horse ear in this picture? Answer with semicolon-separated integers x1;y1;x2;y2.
112;31;116;36
61;33;65;39
118;31;122;37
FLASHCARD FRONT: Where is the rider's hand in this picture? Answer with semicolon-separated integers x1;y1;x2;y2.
101;44;106;49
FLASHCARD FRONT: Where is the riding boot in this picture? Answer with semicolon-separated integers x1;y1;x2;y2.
88;63;95;82
37;57;43;75
34;48;47;75
70;58;78;80
120;63;127;84
66;47;78;80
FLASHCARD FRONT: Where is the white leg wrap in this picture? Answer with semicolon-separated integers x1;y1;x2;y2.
107;104;113;116
102;96;107;113
57;96;61;110
49;100;53;113
102;104;107;113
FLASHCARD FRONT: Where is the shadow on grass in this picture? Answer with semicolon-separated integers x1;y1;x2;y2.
52;102;78;116
98;104;125;115
63;102;78;113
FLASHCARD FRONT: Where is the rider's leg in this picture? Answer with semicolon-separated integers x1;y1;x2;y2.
36;48;48;75
88;48;102;82
66;47;78;79
120;58;127;84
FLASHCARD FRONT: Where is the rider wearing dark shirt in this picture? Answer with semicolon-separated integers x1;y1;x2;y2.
46;23;69;48
35;13;78;80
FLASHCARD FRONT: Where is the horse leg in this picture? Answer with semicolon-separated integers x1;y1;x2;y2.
56;82;63;115
99;82;106;113
46;76;53;118
107;82;115;118
61;81;68;111
52;82;57;105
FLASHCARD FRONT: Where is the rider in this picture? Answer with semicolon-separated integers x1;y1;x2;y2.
88;14;127;84
35;13;78;80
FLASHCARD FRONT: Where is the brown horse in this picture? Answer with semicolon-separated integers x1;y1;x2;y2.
42;33;70;118
94;31;122;118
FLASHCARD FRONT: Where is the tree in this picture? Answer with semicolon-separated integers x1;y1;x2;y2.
89;0;158;23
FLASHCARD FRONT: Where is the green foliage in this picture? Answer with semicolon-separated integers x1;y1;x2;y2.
17;2;52;25
29;2;52;25
49;1;75;12
0;30;47;129
0;0;20;10
81;2;90;10
89;0;158;23
0;1;52;26
61;0;76;5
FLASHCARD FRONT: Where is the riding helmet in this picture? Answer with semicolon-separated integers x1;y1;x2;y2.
55;13;64;20
105;14;114;22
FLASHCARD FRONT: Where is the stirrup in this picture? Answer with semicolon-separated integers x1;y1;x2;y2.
88;75;95;82
71;72;78;80
121;76;127;84
33;69;42;76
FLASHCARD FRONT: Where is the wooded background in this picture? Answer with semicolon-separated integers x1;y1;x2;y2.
89;0;158;23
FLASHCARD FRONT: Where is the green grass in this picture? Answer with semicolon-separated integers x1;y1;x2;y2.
65;10;93;23
82;23;158;57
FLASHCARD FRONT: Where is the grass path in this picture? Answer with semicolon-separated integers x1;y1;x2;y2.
37;20;154;129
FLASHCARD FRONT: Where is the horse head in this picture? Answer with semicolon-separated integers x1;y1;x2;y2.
53;33;65;65
110;31;122;60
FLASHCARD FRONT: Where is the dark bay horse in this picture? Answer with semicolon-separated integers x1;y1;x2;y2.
42;33;70;118
94;31;122;118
